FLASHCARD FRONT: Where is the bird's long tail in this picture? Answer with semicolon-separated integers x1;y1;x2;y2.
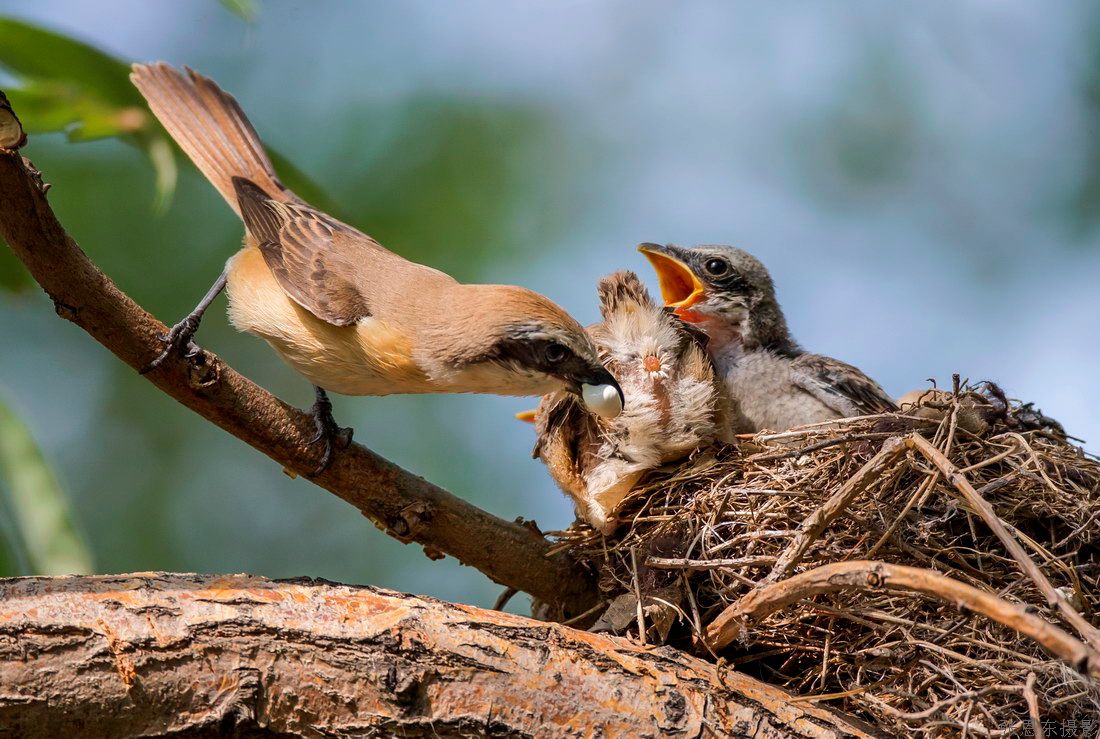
130;63;290;216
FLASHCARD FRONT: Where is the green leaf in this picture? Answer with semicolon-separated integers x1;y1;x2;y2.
144;135;178;214
0;17;175;204
0;394;93;575
220;0;258;22
0;15;336;217
4;81;141;141
0;18;139;108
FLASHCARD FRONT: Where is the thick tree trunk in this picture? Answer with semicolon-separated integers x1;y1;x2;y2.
0;573;878;737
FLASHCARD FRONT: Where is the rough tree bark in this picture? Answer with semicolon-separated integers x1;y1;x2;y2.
0;574;879;737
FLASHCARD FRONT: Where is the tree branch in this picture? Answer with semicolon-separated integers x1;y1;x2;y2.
0;573;878;737
0;143;596;614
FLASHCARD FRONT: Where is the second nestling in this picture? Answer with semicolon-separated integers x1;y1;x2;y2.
638;242;896;431
532;271;736;534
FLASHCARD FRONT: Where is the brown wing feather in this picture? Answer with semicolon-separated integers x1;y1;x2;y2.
791;354;897;416
234;177;371;326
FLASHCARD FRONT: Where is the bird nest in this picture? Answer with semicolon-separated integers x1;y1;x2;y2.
550;383;1100;736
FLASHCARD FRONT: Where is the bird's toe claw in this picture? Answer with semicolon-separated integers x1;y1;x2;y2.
141;315;202;374
308;398;351;475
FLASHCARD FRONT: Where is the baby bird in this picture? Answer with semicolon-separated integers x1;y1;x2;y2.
533;271;734;533
639;243;896;432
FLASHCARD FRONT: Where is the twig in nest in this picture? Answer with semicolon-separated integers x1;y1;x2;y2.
560;600;607;627
704;560;1099;677
646;555;776;571
493;587;519;612
1023;672;1043;739
864;684;1020;722
764;437;908;583
865;464;938;558
630;547;646;646
904;433;1100;654
747;432;898;463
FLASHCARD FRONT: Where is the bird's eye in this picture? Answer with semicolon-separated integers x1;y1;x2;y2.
544;342;568;364
704;258;729;276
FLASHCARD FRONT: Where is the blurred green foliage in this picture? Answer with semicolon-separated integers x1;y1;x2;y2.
219;0;257;23
793;47;920;208
0;17;177;209
1068;8;1100;236
0;15;574;279
0;243;26;292
0;16;339;220
0;395;92;576
345;96;578;278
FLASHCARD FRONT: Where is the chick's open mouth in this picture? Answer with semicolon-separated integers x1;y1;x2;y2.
638;246;705;309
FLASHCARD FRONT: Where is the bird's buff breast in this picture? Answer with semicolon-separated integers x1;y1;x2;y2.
224;247;431;395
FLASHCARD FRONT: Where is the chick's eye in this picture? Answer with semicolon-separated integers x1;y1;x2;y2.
544;342;568;364
704;258;729;276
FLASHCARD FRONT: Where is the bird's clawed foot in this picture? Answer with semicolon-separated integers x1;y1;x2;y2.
141;314;204;374
309;387;353;475
141;272;227;375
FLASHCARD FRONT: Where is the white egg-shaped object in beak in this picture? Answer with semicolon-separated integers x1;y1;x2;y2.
582;383;623;419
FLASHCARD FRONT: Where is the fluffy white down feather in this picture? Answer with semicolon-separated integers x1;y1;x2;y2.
533;272;736;533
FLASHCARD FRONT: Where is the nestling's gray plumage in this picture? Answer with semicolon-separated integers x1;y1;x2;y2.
639;243;895;432
532;271;734;533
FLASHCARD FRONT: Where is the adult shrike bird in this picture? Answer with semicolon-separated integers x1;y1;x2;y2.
129;63;622;472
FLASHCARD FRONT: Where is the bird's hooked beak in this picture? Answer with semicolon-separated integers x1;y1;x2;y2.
637;243;707;322
574;365;625;419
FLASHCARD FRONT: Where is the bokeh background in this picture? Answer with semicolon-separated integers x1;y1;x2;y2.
1;1;1097;612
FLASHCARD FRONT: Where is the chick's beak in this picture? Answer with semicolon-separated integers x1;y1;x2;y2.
637;243;707;321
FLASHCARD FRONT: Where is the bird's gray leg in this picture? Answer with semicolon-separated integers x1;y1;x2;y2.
141;270;228;373
308;386;353;475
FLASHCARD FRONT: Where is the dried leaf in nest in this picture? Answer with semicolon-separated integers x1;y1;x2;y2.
552;383;1100;737
591;585;682;642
